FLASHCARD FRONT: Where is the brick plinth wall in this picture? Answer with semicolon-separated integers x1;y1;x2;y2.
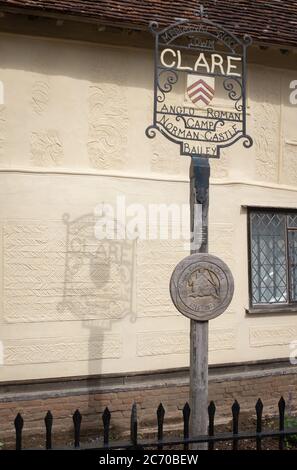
1;360;297;449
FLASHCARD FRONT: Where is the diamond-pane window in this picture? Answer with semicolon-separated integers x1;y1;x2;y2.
288;215;297;228
288;231;297;302
249;210;297;307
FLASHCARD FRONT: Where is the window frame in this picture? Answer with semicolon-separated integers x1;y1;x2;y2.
247;207;297;314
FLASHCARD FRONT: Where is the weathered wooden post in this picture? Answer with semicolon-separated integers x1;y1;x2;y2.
146;6;252;446
170;192;234;448
189;156;210;444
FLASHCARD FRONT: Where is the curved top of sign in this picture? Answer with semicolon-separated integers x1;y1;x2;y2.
150;17;252;54
146;15;253;159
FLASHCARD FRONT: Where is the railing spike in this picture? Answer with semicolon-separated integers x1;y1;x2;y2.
232;399;240;414
102;407;111;447
183;402;191;418
157;403;165;419
232;400;240;451
44;411;53;450
278;396;285;450
208;401;216;417
73;409;82;448
183;402;191;451
157;403;165;450
14;413;24;451
130;402;138;448
256;398;263;414
279;396;286;412
255;399;263;450
208;401;216;450
102;407;111;423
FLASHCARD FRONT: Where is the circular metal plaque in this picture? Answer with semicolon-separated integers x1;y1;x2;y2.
170;253;234;321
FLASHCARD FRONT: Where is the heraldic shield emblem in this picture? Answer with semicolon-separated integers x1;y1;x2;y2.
187;75;215;108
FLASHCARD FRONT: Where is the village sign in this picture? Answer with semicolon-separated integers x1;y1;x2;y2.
146;7;253;444
146;14;253;158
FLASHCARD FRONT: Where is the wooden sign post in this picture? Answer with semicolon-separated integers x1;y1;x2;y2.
190;157;210;445
146;7;252;446
171;157;234;445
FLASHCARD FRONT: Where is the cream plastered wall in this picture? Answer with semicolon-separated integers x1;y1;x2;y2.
0;32;297;382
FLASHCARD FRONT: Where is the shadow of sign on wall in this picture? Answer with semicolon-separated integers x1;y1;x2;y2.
58;213;137;326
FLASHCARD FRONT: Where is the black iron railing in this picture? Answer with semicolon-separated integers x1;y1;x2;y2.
10;397;297;450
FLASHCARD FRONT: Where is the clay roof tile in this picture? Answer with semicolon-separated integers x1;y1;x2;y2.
0;0;297;47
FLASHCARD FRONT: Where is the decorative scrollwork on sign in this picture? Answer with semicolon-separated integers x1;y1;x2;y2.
145;125;158;139
223;78;243;112
149;21;159;34
243;34;253;46
157;69;179;103
243;135;254;148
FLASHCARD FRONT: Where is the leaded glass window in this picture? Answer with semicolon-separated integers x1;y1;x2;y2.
249;209;297;307
288;231;297;302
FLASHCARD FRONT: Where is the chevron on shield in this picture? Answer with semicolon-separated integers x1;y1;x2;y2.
187;75;215;109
